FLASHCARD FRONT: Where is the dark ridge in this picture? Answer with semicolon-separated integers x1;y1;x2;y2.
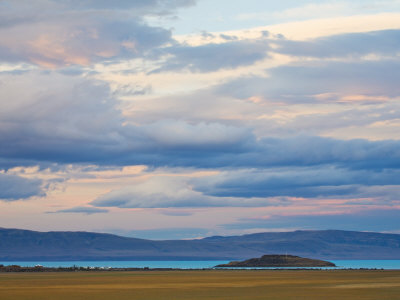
1;228;400;261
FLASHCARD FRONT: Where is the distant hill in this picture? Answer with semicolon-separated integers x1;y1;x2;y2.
215;255;336;267
0;228;400;261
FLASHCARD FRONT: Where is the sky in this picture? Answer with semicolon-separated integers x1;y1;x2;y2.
1;0;400;240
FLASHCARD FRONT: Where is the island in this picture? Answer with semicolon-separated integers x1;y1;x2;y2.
215;255;336;268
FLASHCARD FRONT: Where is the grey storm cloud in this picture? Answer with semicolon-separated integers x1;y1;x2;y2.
147;29;400;74
91;176;288;208
0;0;196;16
62;0;196;12
0;71;252;168
0;0;196;66
0;173;44;201
151;38;271;73
0;72;126;167
217;59;400;103
191;167;400;199
91;166;400;208
277;29;400;58
51;206;109;215
1;71;400;171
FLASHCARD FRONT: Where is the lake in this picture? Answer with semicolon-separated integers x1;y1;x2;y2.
1;260;400;269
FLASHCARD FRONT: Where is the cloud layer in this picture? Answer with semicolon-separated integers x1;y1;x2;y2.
0;173;44;201
0;0;196;67
0;1;400;236
52;206;109;215
92;176;287;208
192;168;400;199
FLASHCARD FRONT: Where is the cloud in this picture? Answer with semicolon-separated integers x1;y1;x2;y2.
217;59;400;103
156;136;400;171
152;37;271;73
269;101;400;138
0;173;44;201
278;29;400;58
141;120;251;149
0;0;197;67
62;0;196;12
0;71;127;167
91;176;287;208
192;167;400;199
0;71;252;168
1;20;170;67
1;70;400;175
90;165;400;208
157;209;194;217
1;70;400;172
51;206;109;214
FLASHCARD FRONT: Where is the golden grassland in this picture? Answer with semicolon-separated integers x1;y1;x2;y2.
1;270;400;300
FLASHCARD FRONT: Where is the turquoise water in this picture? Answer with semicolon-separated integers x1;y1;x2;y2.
332;260;400;270
0;260;229;269
1;260;400;269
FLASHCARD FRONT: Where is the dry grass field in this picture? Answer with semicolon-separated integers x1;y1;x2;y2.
1;270;400;300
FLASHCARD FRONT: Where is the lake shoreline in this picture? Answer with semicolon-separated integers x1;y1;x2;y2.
0;265;397;272
2;259;400;270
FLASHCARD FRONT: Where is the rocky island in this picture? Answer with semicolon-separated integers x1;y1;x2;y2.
215;255;336;268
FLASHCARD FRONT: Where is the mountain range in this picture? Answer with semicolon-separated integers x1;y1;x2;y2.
1;228;400;261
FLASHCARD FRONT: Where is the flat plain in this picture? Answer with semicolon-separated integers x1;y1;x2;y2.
1;270;400;300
